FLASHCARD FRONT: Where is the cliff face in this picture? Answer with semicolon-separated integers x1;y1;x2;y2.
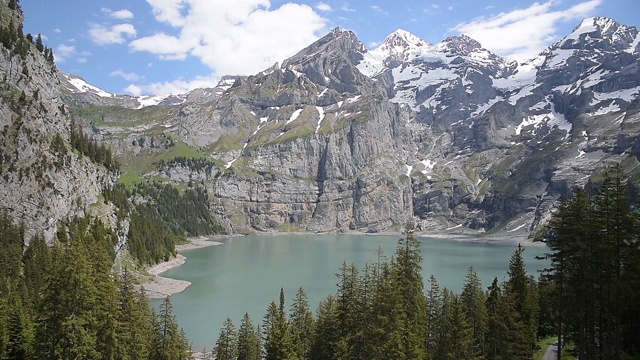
0;3;115;241
68;20;640;235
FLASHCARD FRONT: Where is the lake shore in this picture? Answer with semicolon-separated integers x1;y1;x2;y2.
140;229;544;299
141;236;225;299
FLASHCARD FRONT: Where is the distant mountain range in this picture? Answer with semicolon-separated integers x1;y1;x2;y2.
12;15;640;237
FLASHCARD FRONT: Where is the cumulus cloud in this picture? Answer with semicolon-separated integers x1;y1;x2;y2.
317;2;332;12
55;44;76;63
102;7;135;19
129;0;327;77
89;23;137;45
110;69;142;81
124;74;220;96
452;0;601;61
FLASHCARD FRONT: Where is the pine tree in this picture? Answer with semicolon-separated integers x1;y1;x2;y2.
35;33;43;52
155;296;188;359
446;295;474;360
389;223;427;360
485;278;508;360
310;294;339;360
289;287;315;359
263;290;291;360
425;274;443;358
505;243;539;352
237;313;261;360
460;267;488;358
215;318;237;360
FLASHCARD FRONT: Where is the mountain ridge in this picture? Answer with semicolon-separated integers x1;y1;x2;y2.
64;16;640;236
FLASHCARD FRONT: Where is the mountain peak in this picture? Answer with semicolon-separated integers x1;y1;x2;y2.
381;29;430;49
568;16;620;39
549;16;638;54
440;34;483;55
368;29;429;64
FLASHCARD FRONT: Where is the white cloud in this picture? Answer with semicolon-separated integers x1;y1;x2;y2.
371;5;388;15
317;2;332;12
102;7;135;19
452;0;601;61
146;0;187;27
53;28;61;33
55;44;76;63
124;74;220;96
130;0;327;78
110;69;142;81
341;4;356;12
89;23;137;45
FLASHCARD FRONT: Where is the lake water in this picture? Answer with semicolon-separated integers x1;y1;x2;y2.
154;234;549;350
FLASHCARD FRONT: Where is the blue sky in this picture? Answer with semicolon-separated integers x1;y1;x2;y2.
21;0;639;96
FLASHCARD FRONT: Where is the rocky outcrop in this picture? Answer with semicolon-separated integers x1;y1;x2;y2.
0;4;116;242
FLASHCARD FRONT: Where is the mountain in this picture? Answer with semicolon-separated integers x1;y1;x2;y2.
66;17;640;236
0;1;117;241
60;72;240;109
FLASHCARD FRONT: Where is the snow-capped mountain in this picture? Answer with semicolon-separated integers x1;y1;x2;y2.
357;29;516;130
67;17;640;235
59;73;239;109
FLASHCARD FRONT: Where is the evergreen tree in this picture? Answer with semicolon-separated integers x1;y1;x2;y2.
35;33;43;52
214;318;237;360
445;295;474;360
460;266;488;358
425;274;443;358
289;287;315;359
505;243;539;352
310;294;339;360
485;278;508;360
389;223;427;360
263;290;291;360
237;313;261;360
154;296;189;359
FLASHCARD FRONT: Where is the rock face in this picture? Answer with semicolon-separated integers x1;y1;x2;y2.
69;19;640;235
0;3;115;242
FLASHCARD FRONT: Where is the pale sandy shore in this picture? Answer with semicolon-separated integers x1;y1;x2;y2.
140;237;224;299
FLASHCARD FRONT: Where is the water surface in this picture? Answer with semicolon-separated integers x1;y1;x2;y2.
156;234;548;349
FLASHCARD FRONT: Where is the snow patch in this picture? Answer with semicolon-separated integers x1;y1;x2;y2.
627;33;640;53
405;165;413;177
515;104;572;139
565;18;598;41
508;223;527;232
66;76;115;98
592;87;640;103
286;108;304;125
315;106;325;133
593;100;621;115
545;49;574;68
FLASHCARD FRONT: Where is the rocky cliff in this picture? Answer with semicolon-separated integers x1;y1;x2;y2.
0;1;116;242
68;18;640;236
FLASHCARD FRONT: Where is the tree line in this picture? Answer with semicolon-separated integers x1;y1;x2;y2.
0;1;55;66
70;123;119;172
0;214;192;359
543;164;640;359
103;181;224;266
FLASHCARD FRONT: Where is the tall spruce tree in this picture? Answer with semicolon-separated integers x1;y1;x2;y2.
237;313;261;360
214;318;237;360
289;287;314;360
460;267;488;358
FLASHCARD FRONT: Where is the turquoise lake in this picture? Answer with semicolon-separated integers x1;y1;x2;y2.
154;234;549;350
